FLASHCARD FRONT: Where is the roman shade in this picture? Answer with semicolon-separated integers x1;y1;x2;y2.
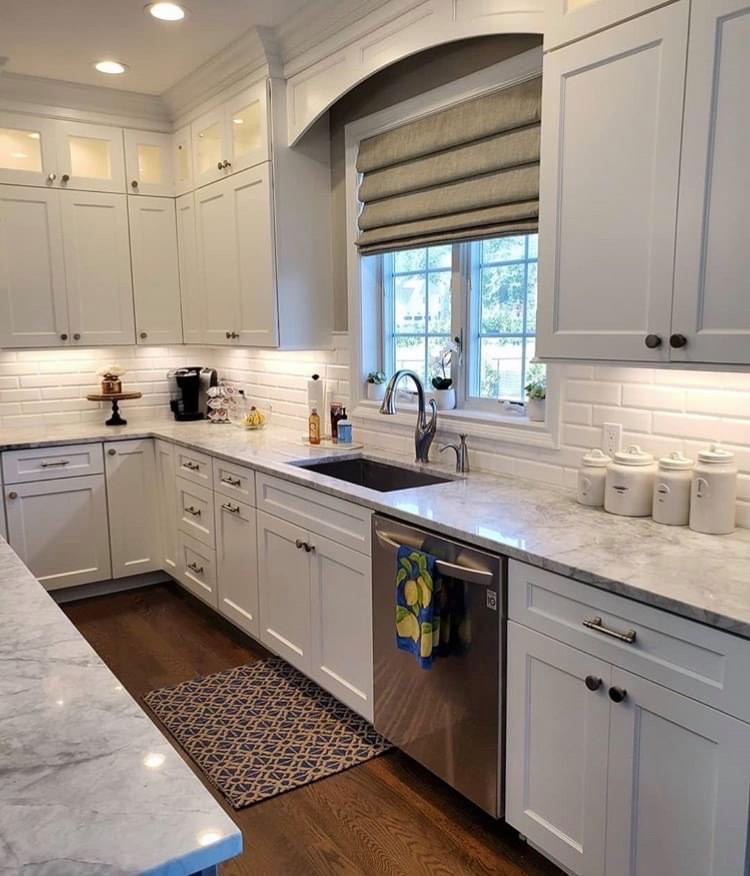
356;76;542;254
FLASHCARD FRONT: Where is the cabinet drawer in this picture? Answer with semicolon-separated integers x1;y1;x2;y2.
174;447;213;488
176;476;214;547
176;531;217;609
213;457;255;504
3;443;104;484
509;560;750;723
257;473;371;554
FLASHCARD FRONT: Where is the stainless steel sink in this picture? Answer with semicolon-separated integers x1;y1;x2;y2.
290;457;452;492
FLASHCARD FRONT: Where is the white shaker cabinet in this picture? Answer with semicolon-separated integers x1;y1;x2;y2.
175;192;204;343
124;129;174;197
154;439;178;574
214;494;260;638
4;475;111;590
60;190;135;346
544;0;668;51
172;125;194;196
670;0;750;365
104;440;160;579
0;112;58;187
536;2;688;362
0;185;69;347
56;120;126;193
128;195;183;345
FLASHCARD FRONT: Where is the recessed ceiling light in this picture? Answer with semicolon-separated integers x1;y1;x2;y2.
232;118;244;125
146;2;186;21
94;60;128;75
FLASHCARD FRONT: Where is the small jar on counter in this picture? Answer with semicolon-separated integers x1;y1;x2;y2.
690;443;737;535
576;449;611;507
336;418;353;444
604;445;657;517
652;452;694;526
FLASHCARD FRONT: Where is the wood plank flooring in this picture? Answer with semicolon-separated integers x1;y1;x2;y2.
63;582;562;876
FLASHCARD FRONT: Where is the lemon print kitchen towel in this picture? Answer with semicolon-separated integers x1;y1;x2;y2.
395;545;442;669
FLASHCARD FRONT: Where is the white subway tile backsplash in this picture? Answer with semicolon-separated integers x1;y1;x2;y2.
566;380;621;405
621;384;685;411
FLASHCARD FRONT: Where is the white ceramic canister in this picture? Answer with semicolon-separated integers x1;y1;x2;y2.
690;443;737;535
652;452;694;526
577;449;611;507
604;445;657;517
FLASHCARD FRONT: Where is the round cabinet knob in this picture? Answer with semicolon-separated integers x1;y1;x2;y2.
140;331;148;340
47;172;57;183
60;333;68;341
608;686;628;704
295;539;304;550
584;675;602;692
669;333;688;349
217;161;224;171
61;174;70;183
7;491;18;500
225;331;232;339
131;180;139;189
73;333;81;341
222;160;232;169
108;448;117;456
644;334;662;349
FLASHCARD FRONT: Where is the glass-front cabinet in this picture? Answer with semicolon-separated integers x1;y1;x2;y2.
0;113;58;186
56;121;126;193
191;106;226;188
124;129;174;196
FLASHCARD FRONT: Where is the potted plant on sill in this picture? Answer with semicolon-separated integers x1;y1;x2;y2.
524;369;547;422
366;370;387;401
431;340;460;410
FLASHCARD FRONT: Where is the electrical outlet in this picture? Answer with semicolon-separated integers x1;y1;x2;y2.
602;422;622;457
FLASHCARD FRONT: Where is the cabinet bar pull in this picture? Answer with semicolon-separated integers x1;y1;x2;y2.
583;615;637;644
187;562;204;574
41;460;70;468
221;476;241;487
185;505;201;517
222;502;240;514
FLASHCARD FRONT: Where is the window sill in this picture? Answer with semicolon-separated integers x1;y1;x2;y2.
353;400;559;449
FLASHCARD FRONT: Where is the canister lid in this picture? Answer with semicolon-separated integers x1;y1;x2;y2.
581;448;611;467
612;444;654;466
658;451;694;471
697;442;735;464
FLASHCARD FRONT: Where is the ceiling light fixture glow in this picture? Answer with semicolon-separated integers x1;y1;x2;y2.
147;2;186;21
94;60;128;75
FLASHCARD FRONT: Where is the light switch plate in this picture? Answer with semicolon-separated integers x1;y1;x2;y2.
602;422;622;457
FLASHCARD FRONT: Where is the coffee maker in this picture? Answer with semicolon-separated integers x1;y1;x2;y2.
167;367;218;421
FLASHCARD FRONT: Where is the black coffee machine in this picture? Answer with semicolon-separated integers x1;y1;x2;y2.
168;367;218;421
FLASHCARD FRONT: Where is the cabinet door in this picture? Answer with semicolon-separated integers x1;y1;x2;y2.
309;534;372;719
154;439;177;574
230;164;279;346
0;185;69;347
124;129;174;197
172;125;193;196
506;623;611;876
226;81;269;173
61;190;135;346
0;112;58;187
544;0;668;50
606;667;750;876
56;120;126;193
176;531;218;609
191;105;226;188
176;192;204;343
105;440;159;578
128;195;183;344
257;510;311;673
5;475;111;590
194;178;238;345
671;1;750;365
536;3;688;361
215;495;259;638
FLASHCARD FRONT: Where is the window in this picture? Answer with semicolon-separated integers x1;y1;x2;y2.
376;233;541;408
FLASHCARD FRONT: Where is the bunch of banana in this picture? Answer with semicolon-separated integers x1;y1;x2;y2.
242;406;267;428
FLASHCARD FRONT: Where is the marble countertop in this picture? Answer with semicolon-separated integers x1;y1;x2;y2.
2;419;750;640
0;537;242;874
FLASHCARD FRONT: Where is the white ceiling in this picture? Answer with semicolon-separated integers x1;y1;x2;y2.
0;0;310;95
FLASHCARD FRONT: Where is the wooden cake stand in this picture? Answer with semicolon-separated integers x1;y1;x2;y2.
86;392;142;426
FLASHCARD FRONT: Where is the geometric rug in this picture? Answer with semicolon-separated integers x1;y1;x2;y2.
143;657;392;809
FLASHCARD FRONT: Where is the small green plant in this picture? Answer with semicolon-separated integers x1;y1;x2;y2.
525;362;547;400
367;370;387;385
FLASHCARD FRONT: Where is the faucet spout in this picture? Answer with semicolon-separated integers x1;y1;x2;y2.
379;369;437;463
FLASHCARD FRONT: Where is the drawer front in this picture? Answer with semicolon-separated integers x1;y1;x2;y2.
509;560;750;722
174;447;213;488
257;473;371;554
176;531;217;609
213;457;255;504
3;443;104;484
176;476;215;547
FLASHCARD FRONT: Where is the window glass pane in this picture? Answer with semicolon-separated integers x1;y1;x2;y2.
427;244;452;270
395;336;426;380
428;272;451;333
480;337;524;400
394;274;426;333
69;136;111;179
526;262;538;334
429;336;452;384
482;235;526;263
528;233;538;259
481;264;527;334
0;127;42;173
394;248;426;273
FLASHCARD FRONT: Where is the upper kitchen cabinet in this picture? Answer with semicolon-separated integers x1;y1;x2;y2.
56;121;126;193
0;113;58;187
173;125;194;196
536;2;688;362
124;130;174;197
670;0;750;365
191;80;269;188
544;0;669;50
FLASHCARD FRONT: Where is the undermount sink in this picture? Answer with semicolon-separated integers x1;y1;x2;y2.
291;457;453;492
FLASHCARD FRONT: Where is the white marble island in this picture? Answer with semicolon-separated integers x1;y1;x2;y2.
0;538;241;875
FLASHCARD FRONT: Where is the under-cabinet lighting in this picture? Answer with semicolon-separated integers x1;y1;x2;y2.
11;152;28;159
233;118;244;125
146;2;186;21
28;132;40;140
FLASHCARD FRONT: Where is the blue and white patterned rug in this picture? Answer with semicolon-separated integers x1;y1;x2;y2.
143;657;392;809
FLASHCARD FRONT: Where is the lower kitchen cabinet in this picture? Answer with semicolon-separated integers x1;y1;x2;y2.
154;439;177;573
215;493;259;638
4;475;111;590
176;530;217;609
105;440;159;578
506;621;750;876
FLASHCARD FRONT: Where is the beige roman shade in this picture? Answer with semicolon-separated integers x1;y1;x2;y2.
356;76;542;254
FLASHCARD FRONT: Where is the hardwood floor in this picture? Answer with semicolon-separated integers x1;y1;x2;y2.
63;582;562;876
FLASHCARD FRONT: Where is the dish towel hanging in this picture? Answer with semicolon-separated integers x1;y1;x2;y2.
395;545;442;669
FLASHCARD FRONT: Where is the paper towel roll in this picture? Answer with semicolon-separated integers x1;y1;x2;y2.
307;373;324;411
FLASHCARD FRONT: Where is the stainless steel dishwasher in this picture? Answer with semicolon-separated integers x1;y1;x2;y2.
372;514;504;817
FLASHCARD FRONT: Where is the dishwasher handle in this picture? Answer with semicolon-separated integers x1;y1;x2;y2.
375;530;495;587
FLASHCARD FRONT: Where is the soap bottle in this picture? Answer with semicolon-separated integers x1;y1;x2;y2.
308;408;321;445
